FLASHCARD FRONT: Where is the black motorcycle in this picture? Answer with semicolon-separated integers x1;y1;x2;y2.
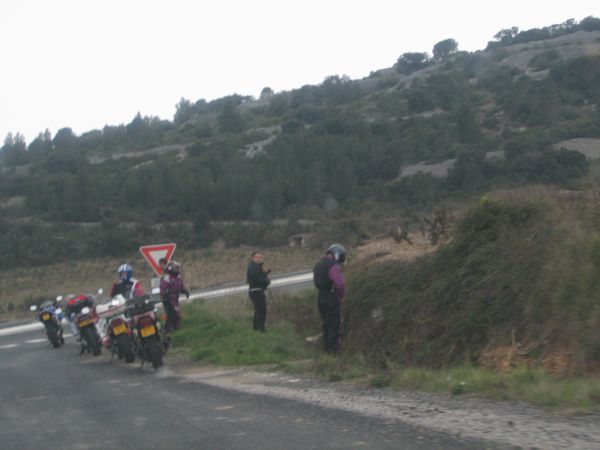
31;300;65;348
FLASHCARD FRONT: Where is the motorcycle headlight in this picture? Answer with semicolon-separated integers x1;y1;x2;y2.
81;306;90;315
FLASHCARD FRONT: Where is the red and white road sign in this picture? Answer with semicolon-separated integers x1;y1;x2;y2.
139;243;176;276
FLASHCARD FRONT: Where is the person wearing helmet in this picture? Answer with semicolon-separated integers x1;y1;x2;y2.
110;263;144;300
313;244;347;353
246;251;271;332
159;260;189;333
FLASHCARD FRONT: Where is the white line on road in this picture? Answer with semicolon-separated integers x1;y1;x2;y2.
0;343;20;349
25;338;47;344
0;322;43;337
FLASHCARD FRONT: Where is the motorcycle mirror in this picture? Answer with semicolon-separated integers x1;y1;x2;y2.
98;288;104;295
56;295;63;302
29;305;37;312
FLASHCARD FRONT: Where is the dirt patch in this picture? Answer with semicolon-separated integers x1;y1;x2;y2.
89;144;189;164
478;346;529;372
353;234;436;266
555;138;600;160
542;348;577;377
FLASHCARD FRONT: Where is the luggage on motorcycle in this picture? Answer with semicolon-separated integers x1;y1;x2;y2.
67;295;94;315
124;295;155;317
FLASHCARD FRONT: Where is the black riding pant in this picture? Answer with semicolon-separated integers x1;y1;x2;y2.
163;300;178;333
318;290;340;353
249;290;267;332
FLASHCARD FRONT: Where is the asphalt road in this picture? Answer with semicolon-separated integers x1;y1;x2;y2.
0;326;491;450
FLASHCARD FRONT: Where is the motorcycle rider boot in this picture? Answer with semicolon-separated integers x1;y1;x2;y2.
163;334;171;352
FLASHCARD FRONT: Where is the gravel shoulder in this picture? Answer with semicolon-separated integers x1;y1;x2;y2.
168;357;600;450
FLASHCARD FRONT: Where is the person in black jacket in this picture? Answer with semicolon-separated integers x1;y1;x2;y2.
313;244;347;353
246;251;271;332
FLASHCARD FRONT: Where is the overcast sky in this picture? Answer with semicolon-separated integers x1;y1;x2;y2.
1;0;598;142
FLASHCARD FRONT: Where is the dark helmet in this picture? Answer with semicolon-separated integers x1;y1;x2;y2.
166;260;181;276
326;243;347;263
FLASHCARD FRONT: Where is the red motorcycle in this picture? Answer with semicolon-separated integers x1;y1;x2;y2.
125;296;163;369
68;295;102;356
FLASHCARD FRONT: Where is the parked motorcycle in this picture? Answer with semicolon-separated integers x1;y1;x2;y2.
99;295;135;363
125;296;163;369
30;298;64;348
68;295;102;356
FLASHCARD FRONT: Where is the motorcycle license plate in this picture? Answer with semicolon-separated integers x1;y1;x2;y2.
79;319;93;327
140;326;155;338
113;324;127;336
41;313;50;321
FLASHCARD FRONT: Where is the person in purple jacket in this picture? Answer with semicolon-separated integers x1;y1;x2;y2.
160;261;189;333
313;244;347;353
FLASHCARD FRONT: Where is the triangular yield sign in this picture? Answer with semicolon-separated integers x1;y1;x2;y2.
139;243;176;276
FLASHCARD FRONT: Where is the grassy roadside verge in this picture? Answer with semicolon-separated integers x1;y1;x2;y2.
171;289;600;413
171;291;320;365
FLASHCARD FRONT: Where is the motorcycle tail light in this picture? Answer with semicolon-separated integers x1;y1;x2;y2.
137;316;154;327
111;317;125;327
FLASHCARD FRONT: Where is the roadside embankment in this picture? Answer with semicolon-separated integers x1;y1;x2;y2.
173;188;600;414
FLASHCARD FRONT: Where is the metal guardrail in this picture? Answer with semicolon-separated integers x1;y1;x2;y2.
186;272;313;302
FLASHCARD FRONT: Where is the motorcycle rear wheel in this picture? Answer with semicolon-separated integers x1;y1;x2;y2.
145;335;163;369
81;326;101;356
116;334;135;363
47;326;60;348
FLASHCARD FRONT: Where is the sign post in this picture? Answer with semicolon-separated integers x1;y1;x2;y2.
139;243;176;277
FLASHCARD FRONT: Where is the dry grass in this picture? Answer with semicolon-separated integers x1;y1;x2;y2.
0;246;316;321
352;233;436;266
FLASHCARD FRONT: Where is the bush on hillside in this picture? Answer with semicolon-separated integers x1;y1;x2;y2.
344;193;600;373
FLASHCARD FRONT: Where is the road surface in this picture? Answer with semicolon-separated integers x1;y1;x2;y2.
0;333;488;449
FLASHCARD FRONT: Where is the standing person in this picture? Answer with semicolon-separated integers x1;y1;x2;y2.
160;261;189;333
313;244;346;354
246;251;271;332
